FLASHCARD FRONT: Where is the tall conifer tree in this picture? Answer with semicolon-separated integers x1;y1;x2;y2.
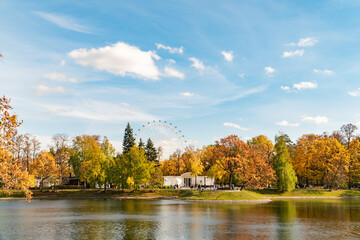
122;123;135;154
145;138;158;163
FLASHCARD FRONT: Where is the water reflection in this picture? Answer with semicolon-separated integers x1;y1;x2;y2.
0;199;360;239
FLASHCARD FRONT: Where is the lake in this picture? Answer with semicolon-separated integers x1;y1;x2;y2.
0;198;359;239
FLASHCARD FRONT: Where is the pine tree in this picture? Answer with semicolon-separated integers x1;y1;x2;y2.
122;123;135;154
138;138;145;149
273;135;297;192
145;138;158;163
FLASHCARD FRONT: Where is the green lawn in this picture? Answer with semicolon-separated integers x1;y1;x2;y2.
1;188;360;200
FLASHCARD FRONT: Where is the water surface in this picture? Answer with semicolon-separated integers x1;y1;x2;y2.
0;198;359;239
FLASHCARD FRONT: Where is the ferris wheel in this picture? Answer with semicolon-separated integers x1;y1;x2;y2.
135;120;187;161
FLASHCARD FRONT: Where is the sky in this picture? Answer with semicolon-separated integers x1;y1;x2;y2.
2;0;360;152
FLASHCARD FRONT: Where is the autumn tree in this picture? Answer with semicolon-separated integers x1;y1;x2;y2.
210;135;275;189
0;96;33;200
116;146;153;189
123;123;135;154
248;135;274;164
70;135;107;188
348;139;360;187
50;134;70;179
101;137;115;191
293;134;322;187
312;137;349;189
30;151;59;191
273;135;297;192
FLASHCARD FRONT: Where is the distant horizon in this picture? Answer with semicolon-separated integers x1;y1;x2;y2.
2;0;360;152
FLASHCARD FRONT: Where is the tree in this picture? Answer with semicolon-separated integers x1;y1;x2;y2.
312;137;348;190
0;96;33;200
70;135;107;188
121;146;153;189
30;151;59;191
210;135;275;189
122;123;135;154
138;138;145;149
51;134;70;179
341;123;358;149
145;138;158;163
248;135;274;164
341;123;358;189
101;137;115;191
348;140;360;187
273;135;297;192
293;134;322;187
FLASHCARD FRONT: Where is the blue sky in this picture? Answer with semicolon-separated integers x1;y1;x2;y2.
2;0;360;151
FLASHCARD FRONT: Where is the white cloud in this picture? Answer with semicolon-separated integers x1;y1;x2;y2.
34;85;65;96
314;69;334;75
356;121;360;126
35;11;92;34
264;66;276;76
349;88;360;97
238;73;245;78
180;92;194;97
282;49;304;58
280;86;290;91
167;59;176;64
47;99;157;122
276;120;299;127
156;43;184;54
301;116;328;124
44;72;78;83
287;37;318;47
221;51;234;62
60;60;66;66
189;57;205;70
68;42;161;80
223;122;249;131
163;67;185;79
293;81;317;90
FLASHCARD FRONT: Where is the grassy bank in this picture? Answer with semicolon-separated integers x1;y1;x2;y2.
1;188;360;200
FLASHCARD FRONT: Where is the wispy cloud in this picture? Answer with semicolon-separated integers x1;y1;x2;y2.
189;57;205;70
280;86;290;91
180;92;194;97
314;69;334;75
301;115;328;124
68;42;161;80
34;85;66;96
163;67;185;79
44;72;78;83
156;43;184;54
35;11;93;34
221;51;234;62
287;37;318;47
349;88;360;97
282;49;304;58
276;120;299;127
46;99;157;122
293;81;317;90
264;66;276;76
223;122;249;130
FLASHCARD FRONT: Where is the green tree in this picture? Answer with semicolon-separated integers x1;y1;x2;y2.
70;135;106;188
101;137;115;191
122;123;135;154
145;138;158;163
274;135;297;192
138;138;145;149
124;146;153;189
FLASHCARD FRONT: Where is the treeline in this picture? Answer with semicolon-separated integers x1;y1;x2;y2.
10;123;161;191
161;124;360;191
2;95;360;202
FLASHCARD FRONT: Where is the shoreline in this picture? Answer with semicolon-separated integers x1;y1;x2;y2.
2;195;360;201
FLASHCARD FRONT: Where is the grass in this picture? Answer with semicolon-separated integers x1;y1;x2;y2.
2;188;360;200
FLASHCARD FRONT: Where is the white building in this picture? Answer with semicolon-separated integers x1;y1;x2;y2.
163;172;215;187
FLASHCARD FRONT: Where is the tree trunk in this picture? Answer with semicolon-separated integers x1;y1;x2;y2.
40;179;44;192
229;173;233;187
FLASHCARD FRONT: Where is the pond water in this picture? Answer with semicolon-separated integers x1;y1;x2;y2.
0;198;359;239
